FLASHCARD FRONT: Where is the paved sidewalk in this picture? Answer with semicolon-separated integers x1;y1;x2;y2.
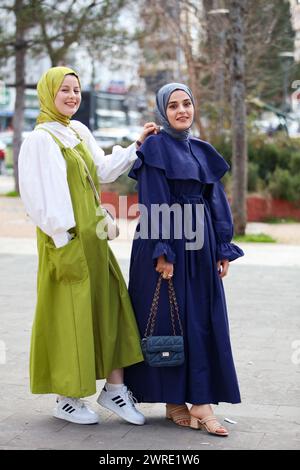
0;237;300;450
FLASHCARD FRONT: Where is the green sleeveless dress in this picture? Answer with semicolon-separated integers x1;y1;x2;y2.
30;128;143;398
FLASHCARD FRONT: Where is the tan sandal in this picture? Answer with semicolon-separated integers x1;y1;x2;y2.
190;414;229;437
166;404;190;427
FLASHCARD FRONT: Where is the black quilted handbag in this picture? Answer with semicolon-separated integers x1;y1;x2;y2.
141;274;184;367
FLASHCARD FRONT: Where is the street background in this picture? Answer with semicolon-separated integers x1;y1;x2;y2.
0;175;299;450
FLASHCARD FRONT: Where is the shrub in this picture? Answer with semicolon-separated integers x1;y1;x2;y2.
248;162;259;192
268;167;300;202
249;140;279;180
291;173;300;203
210;136;232;165
213;134;300;201
289;152;300;174
102;173;137;194
221;171;232;194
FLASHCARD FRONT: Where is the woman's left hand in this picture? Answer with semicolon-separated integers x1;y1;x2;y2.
217;259;229;278
155;255;174;279
136;122;159;146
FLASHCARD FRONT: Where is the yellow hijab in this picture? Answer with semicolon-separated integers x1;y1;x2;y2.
36;66;81;126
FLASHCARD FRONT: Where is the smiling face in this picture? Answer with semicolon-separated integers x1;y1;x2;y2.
54;74;81;117
166;89;194;131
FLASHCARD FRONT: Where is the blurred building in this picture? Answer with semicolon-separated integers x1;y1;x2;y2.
0;3;146;134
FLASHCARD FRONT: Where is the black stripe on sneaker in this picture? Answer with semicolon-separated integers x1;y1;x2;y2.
112;395;121;402
68;408;75;414
115;398;124;405
65;405;73;412
119;403;126;407
62;403;70;410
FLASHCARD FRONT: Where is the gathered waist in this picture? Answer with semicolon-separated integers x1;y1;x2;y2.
170;193;206;205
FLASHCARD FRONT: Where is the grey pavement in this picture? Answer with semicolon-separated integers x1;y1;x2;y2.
0;236;300;450
0;175;300;450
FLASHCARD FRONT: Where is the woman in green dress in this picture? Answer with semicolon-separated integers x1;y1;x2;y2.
19;66;157;425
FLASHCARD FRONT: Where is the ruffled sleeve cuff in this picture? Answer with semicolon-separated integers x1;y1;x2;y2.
152;241;176;264
216;242;244;262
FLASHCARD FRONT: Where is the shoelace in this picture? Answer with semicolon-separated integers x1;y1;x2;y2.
57;396;88;409
126;389;138;406
66;397;86;409
73;398;84;408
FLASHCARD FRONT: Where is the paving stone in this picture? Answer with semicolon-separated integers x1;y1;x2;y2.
0;238;300;450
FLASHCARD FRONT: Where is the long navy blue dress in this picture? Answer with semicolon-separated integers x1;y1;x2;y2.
124;130;244;405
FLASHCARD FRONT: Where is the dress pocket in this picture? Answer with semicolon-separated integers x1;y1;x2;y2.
47;236;88;284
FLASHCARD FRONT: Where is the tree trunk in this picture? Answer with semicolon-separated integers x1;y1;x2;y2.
229;0;248;235
207;0;227;136
12;0;26;194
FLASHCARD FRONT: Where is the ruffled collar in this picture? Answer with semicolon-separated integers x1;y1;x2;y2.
129;130;229;183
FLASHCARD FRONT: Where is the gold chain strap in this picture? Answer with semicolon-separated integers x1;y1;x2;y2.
144;275;162;338
168;279;184;336
144;274;183;338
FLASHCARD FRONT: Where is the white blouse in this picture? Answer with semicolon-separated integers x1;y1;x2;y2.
19;120;137;247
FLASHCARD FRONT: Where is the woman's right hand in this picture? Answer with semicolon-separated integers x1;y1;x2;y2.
155;255;174;279
137;122;159;146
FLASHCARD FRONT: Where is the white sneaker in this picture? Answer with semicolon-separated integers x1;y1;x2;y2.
97;385;145;425
53;397;99;425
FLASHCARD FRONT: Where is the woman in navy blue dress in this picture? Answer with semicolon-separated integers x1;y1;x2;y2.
124;83;244;436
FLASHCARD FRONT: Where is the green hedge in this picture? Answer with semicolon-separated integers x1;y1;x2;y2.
212;134;300;202
4;146;13;168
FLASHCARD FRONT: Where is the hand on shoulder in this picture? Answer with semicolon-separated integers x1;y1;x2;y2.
136;122;160;148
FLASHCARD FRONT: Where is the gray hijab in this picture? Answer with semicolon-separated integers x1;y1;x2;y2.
155;82;195;140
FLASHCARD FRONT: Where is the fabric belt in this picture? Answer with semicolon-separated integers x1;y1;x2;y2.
170;193;206;278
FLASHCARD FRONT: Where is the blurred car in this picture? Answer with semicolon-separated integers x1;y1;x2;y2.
252;112;281;134
93;129;126;149
0;131;13;147
0;130;30;147
93;126;143;149
125;125;143;141
93;132;119;149
0;139;6;174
